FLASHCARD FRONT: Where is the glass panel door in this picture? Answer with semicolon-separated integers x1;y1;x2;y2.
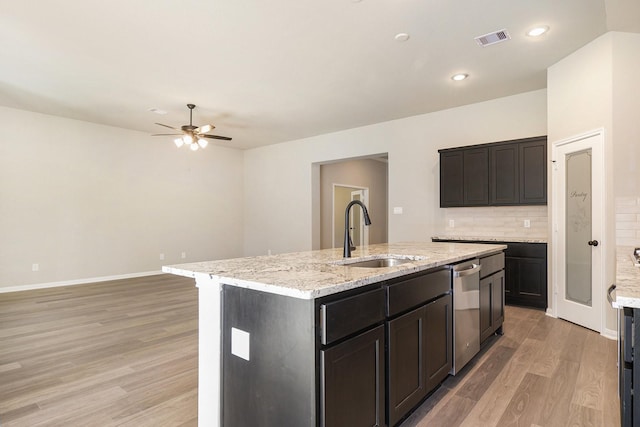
565;149;592;307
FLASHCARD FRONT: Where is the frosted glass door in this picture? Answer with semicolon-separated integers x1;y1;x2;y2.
565;149;592;307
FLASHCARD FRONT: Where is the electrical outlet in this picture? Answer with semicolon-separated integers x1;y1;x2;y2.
393;207;403;215
32;263;39;272
449;219;455;228
524;219;531;228
159;253;165;260
181;252;187;259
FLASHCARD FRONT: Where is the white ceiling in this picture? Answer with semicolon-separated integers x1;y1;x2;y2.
1;0;639;149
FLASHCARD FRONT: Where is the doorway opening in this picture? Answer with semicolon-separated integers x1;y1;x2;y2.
314;155;388;250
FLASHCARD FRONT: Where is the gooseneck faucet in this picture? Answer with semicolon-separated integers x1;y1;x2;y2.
343;200;372;258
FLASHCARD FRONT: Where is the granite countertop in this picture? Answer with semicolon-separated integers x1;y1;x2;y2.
431;235;548;244
615;246;640;308
163;242;506;300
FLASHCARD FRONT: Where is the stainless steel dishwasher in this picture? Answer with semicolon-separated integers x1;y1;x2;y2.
451;259;481;375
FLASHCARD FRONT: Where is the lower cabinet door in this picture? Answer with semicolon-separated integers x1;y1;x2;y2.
387;306;427;427
480;276;493;342
320;325;385;427
387;294;453;427
481;272;505;343
491;271;505;329
425;294;452;391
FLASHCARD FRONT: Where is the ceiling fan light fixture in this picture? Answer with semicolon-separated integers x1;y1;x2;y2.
197;138;208;149
190;143;199;151
183;134;193;144
174;138;184;148
199;124;212;134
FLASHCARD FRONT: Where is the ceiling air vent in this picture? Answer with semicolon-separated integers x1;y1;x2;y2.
474;29;511;47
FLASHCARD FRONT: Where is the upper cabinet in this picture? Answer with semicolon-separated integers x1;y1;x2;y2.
440;136;547;207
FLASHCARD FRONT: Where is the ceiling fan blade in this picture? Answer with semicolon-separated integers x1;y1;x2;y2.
196;124;215;134
152;133;183;136
203;134;232;141
155;122;178;130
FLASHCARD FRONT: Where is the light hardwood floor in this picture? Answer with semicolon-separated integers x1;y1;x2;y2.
1;275;620;426
0;275;198;427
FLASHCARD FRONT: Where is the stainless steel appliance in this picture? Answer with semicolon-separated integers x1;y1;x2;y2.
451;259;481;375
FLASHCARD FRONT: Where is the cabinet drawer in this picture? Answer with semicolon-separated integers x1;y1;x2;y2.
480;253;504;278
320;288;385;345
387;269;451;317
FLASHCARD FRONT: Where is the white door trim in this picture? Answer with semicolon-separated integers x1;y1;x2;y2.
551;128;606;334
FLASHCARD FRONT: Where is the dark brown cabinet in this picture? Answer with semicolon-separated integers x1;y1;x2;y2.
489;143;519;205
505;253;547;309
440;136;547;207
424;294;453;391
479;253;505;344
519;139;547;204
440;151;464;207
387;294;452;427
388;306;426;427
321;325;386;427
480;271;505;343
463;148;489;205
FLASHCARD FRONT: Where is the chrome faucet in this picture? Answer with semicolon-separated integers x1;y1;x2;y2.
343;200;372;258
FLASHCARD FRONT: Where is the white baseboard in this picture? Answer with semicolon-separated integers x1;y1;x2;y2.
0;270;164;293
602;327;618;341
545;308;556;318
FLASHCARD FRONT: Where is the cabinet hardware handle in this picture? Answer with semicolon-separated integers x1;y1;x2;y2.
588;240;599;247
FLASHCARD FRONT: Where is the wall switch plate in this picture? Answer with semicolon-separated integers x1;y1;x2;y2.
524;219;531;228
181;252;186;259
393;207;403;214
449;219;455;228
32;263;39;272
159;253;165;260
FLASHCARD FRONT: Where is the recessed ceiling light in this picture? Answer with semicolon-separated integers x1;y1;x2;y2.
527;26;549;37
148;108;167;115
451;73;469;81
394;33;410;42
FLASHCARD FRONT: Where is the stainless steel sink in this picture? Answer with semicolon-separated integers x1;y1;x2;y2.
336;256;421;268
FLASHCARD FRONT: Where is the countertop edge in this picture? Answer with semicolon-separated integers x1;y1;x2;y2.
164;243;507;300
431;235;548;244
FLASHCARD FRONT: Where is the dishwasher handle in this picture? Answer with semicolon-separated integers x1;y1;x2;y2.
453;264;481;277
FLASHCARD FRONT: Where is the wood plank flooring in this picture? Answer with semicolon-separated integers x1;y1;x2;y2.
0;275;198;427
401;304;620;427
1;275;620;426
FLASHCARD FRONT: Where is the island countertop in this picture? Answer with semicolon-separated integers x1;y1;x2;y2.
615;246;640;308
162;241;506;299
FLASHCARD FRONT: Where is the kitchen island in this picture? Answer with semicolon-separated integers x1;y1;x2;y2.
163;241;506;427
613;246;640;426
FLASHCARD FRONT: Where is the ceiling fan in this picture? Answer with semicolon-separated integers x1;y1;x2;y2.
152;103;232;151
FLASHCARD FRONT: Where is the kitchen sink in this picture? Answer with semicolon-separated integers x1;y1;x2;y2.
334;256;425;268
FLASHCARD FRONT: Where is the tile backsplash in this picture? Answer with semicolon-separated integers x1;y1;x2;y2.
437;205;548;239
616;196;640;246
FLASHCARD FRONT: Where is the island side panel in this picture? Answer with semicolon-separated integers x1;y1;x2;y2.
222;285;317;426
195;276;224;427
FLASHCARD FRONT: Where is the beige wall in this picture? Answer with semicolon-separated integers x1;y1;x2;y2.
0;106;244;290
320;158;388;249
547;31;640;335
243;89;547;256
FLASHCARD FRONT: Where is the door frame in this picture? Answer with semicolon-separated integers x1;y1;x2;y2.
551;128;606;334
